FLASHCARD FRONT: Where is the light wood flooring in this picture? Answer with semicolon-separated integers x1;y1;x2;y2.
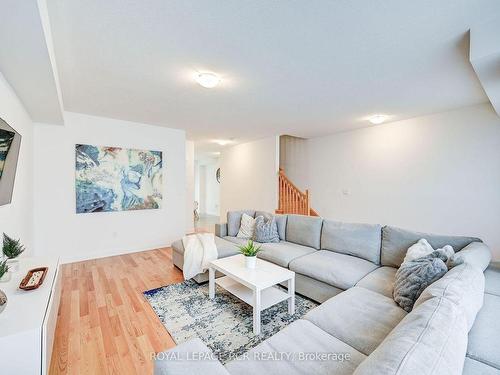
49;247;184;374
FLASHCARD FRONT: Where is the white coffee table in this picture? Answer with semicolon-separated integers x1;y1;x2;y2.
208;254;295;335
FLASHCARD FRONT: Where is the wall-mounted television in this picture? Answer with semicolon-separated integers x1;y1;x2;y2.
0;117;21;206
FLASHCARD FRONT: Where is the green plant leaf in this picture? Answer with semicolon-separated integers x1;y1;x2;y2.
2;233;25;259
0;260;9;278
234;239;264;257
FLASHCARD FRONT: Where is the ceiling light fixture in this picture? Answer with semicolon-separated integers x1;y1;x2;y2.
195;72;221;88
213;139;232;146
368;114;388;125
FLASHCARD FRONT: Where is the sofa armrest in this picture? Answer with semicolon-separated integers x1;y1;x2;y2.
155;338;229;375
215;223;228;237
450;241;491;271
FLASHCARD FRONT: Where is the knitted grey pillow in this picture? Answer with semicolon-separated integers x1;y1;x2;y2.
253;215;280;243
393;250;449;312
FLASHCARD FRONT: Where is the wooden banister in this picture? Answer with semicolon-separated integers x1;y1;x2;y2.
277;168;316;216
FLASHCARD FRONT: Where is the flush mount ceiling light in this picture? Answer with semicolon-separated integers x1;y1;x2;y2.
213;139;232;146
195;72;221;88
368;114;389;125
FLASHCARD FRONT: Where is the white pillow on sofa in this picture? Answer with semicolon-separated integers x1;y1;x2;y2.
403;238;454;265
237;213;258;239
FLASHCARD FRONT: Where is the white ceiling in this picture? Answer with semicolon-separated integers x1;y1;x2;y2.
44;0;499;144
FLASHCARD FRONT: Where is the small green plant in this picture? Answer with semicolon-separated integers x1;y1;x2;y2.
236;240;263;257
3;233;25;259
0;260;9;278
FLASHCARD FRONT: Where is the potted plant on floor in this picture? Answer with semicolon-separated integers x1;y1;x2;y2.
2;233;25;272
0;260;10;283
237;240;262;269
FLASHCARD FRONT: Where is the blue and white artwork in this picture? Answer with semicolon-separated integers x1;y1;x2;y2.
75;144;162;213
0;128;15;180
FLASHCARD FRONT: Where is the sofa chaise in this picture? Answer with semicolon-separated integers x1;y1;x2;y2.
162;211;500;375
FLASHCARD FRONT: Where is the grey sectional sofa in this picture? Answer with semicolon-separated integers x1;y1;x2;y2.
164;211;500;375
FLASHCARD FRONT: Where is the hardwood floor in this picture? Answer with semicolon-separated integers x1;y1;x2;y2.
49;247;184;375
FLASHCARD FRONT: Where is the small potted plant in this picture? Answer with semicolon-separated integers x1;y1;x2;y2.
2;233;25;272
0;260;10;283
237;240;263;269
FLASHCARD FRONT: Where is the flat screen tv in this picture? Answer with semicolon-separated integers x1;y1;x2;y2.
0;117;21;206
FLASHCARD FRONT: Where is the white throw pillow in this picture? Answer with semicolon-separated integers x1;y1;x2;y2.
403;238;455;265
237;213;257;239
403;239;434;264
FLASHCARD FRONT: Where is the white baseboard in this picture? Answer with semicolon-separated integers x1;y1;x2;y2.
59;243;172;264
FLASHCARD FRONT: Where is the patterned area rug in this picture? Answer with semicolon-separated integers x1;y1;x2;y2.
144;280;318;364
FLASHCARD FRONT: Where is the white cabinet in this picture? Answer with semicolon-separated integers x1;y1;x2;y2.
0;257;61;375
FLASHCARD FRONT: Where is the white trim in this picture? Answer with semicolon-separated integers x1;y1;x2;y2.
59;242;171;264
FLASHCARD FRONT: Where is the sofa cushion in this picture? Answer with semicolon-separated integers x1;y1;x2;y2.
449;241;491;271
215;223;227;237
321;220;382;264
414;262;485;331
257;241;316;268
236;213;257;239
253;215;280;243
484;262;500;297
275;214;287;240
223;236;255;247
356;266;397;298
172;236;240;259
304;287;406;356
467;293;500;369
225;319;366;375
227;210;255;237
285;214;323;249
289;250;379;290
463;357;500;375
294;273;343;303
255;211;287;240
354;296;468;375
381;225;481;268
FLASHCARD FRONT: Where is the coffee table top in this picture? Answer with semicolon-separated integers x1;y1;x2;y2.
209;254;294;290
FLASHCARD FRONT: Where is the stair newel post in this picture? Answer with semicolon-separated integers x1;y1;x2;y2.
305;189;310;216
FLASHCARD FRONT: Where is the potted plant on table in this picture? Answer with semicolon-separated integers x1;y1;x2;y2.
0;260;10;283
2;233;25;272
237;240;262;269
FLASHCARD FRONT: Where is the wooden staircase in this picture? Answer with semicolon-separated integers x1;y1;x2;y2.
276;168;319;216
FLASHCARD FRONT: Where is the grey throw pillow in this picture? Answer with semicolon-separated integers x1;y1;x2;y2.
253;216;280;243
393;250;449;312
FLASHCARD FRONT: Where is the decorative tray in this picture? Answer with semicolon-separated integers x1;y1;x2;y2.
19;267;48;291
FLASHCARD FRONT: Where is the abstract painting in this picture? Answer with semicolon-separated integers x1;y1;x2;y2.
0;129;15;180
75;144;162;213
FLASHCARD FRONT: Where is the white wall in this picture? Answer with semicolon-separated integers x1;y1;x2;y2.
185;140;195;232
194;160;200;208
304;104;500;259
33;111;186;261
194;156;220;217
0;73;34;254
220;136;279;218
279;135;309;190
204;161;220;216
198;160;220;216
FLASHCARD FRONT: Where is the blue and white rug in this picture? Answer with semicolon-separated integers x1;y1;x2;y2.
144;280;318;364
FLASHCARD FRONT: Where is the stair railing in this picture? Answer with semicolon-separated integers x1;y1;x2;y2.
277;168;311;216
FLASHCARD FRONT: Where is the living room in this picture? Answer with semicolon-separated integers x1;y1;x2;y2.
0;1;499;374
